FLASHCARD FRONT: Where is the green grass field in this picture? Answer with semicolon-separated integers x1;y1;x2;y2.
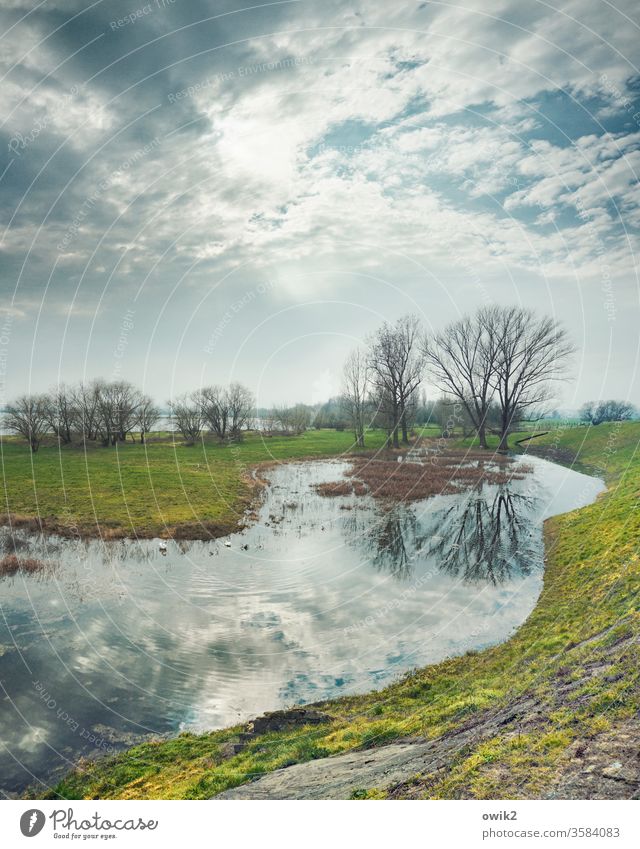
40;421;640;800
0;428;401;539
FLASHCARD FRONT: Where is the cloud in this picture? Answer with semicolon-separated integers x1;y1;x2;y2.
0;0;638;401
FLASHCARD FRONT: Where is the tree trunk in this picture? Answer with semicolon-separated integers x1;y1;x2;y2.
477;422;488;449
401;413;408;444
498;412;510;451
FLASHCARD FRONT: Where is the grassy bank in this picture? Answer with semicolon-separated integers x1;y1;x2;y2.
36;423;640;799
0;429;394;539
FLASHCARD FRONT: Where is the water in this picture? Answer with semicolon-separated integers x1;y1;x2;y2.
0;455;604;796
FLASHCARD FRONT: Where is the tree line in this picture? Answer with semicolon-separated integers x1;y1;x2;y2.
342;305;576;451
2;380;254;452
3;306;636;453
168;383;254;442
579;399;636;426
3;381;161;453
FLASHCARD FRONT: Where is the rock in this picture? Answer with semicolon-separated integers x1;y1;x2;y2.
246;708;331;735
216;732;512;800
602;761;636;783
219;741;246;760
602;760;623;775
239;732;257;743
216;711;332;762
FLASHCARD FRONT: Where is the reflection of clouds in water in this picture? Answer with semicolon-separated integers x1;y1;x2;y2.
0;456;604;794
18;727;48;754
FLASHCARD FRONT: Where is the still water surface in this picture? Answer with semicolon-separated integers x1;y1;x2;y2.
0;455;604;795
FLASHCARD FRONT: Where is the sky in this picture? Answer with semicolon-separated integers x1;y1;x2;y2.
0;0;639;409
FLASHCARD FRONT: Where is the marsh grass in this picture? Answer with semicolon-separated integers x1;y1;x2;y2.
315;449;533;502
314;480;368;497
0;429;390;539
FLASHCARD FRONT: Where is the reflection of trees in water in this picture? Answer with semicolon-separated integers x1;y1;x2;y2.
342;507;417;579
367;508;417;579
428;487;538;585
343;485;539;584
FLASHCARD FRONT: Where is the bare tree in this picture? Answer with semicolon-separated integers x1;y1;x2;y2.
580;399;636;425
342;348;369;448
93;380;115;445
432;395;478;439
114;382;143;442
94;380;141;445
70;382;101;441
290;404;311;434
369;385;396;442
43;384;76;444
134;395;161;443
368;315;425;447
368;326;400;446
263;407;280;434
423;307;500;449
227;382;254;437
396;315;426;443
3;395;49;452
169;392;205;442
491;307;574;450
271;404;311;434
200;385;229;440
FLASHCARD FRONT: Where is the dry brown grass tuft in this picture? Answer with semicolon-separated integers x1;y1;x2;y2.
314;480;368;497
0;554;51;576
327;450;533;503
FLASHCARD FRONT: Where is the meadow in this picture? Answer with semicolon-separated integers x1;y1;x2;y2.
0;428;400;539
38;421;640;799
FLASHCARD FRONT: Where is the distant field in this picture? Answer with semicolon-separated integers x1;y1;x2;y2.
0;428;397;539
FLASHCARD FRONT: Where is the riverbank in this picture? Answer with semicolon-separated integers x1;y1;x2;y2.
0;429;392;540
38;422;640;800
